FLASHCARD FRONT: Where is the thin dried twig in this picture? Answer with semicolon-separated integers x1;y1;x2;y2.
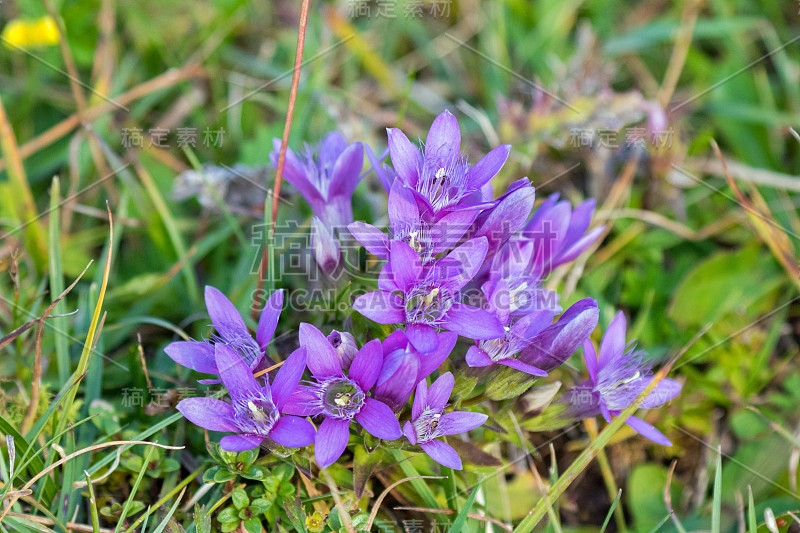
253;0;311;321
393;507;513;532
322;468;354;533
366;476;445;531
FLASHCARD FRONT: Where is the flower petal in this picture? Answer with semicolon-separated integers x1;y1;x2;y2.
387;128;421;185
440;303;505;340
625;415;672;446
583;340;598;383
353;291;405;324
205;285;249;342
215;343;259;400
281;385;321;417
497;357;548;377
220;434;264;452
256;289;284;349
388;180;420;236
403;420;417;444
417;331;457;381
419;439;462;470
328;142;364;199
271;140;325;210
446;237;488;290
411;379;427;419
438;411;488;436
299;323;342;379
374;349;419;412
425;110;460;160
349;339;383;391
389;240;422;292
406;323;439;353
599;311;627;366
271;347;307;410
165;341;218;374
270;415;316;448
315;417;351;469
355;398;402;440
465;346;493;368
427;372;454;412
466;144;511;189
348;222;389;259
177;398;238;433
640;377;682;409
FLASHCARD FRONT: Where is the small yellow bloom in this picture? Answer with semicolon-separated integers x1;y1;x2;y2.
1;16;60;50
305;510;326;533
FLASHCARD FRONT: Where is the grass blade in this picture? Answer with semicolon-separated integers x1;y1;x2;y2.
600;489;622;533
447;484;480;533
712;447;722;533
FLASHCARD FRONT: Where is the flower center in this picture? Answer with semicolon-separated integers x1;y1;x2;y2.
233;393;279;437
210;333;262;369
594;348;650;410
413;406;446;442
416;151;470;212
405;284;454;326
321;377;365;420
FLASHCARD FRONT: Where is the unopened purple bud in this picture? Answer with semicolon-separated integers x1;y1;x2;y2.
327;330;358;371
311;217;341;274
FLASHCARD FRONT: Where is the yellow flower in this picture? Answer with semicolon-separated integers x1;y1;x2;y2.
1;16;60;50
305;510;326;533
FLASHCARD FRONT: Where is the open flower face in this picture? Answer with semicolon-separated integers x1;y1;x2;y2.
165;286;283;379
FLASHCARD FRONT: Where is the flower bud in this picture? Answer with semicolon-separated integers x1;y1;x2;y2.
327;330;358;371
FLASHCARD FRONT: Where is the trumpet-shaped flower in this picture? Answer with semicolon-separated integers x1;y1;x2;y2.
165;286;283;378
576;311;681;446
176;343;315;451
270;132;363;229
402;373;488;469
353;239;505;353
282;324;402;469
387;110;510;220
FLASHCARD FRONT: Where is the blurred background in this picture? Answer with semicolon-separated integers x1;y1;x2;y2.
1;0;800;531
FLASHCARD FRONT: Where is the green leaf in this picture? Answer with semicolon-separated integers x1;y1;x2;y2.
217;507;238;523
214;468;237;483
627;464;681;532
194;504;212;533
353;446;383;499
242;465;267;481
232;487;249;510
447;484;480;533
202;466;222;483
668;246;781;326
249;498;273;515
238;448;259;468
243;517;263;533
220;520;239;533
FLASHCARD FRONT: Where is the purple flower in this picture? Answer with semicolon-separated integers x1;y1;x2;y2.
311;217;341;274
522;193;604;276
349;180;477;264
327;329;359;371
282;324;402;469
373;329;458;411
176;343;315;451
402;373;488;470
577;311;681;446
516;298;600;373
165;286;283;377
352;239;505;353
387;110;510;220
270;132;363;229
467;177;537;260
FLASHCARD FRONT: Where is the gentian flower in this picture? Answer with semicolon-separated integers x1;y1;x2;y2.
349;180;477;264
270;131;363;229
467;297;598;376
165;286;283;378
467;177;536;260
353;239;505;352
522;193;604;276
282;324;402;469
373;329;458;412
176;343;315;451
403;372;488;470
387;110;511;220
576;311;681;446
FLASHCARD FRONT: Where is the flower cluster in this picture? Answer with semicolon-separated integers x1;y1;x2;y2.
171;110;682;474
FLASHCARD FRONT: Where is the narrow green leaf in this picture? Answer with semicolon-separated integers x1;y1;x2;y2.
447;484;480;533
